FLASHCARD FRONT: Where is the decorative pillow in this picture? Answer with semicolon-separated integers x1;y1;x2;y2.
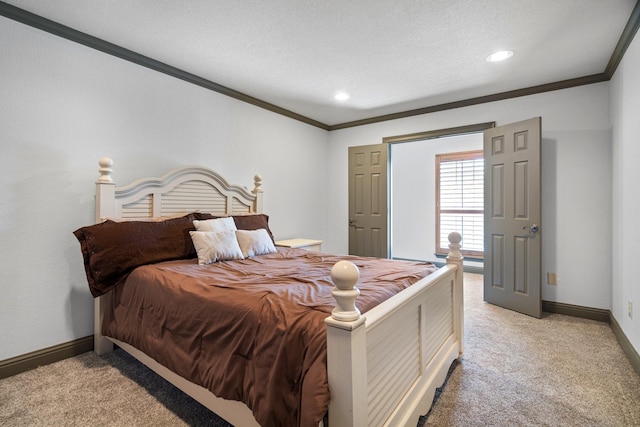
232;214;275;243
73;213;206;297
189;230;245;265
236;229;277;258
193;216;237;233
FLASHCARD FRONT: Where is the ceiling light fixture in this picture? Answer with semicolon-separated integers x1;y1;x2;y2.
486;50;514;62
334;92;350;101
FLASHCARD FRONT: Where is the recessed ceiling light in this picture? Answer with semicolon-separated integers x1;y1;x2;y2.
486;50;514;62
334;92;350;101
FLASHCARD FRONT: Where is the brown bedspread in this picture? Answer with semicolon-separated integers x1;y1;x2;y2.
102;248;436;427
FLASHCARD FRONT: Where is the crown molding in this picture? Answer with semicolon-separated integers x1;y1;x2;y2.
604;0;640;78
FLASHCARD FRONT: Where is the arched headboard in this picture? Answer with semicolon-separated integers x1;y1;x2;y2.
94;157;263;222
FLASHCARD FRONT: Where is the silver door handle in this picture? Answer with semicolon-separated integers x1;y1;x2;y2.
349;218;357;227
522;224;539;233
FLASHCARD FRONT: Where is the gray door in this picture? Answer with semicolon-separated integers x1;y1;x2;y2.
484;117;542;318
348;144;389;258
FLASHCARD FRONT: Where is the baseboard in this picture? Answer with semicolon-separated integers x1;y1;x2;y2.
0;336;93;380
406;259;483;274
461;265;484;274
543;300;640;376
609;314;640;376
542;300;610;323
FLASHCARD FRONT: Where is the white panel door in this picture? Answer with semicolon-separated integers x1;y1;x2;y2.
484;117;542;318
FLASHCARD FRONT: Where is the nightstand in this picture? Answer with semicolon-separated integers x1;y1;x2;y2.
275;238;323;251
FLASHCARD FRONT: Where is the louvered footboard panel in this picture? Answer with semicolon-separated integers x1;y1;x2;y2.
365;274;455;426
423;278;454;365
366;306;421;426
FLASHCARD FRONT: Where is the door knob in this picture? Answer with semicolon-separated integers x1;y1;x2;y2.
522;224;539;233
349;218;357;227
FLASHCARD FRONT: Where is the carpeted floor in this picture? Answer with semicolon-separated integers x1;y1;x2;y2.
1;273;639;426
423;273;640;427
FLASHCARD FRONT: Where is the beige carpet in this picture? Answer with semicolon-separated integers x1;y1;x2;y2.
423;273;640;427
1;273;639;426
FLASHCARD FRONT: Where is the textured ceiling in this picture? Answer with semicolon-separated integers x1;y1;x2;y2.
3;0;638;127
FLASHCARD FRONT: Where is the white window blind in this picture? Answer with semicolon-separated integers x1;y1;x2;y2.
436;150;484;258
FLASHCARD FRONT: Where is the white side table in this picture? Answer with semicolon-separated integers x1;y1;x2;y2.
275;238;323;251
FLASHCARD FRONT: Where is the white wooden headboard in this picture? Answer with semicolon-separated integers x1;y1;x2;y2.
94;157;263;222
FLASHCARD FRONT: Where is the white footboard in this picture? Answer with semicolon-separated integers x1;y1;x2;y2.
326;233;464;427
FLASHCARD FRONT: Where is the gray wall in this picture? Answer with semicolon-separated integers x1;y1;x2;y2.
0;16;330;361
328;83;612;313
610;29;640;356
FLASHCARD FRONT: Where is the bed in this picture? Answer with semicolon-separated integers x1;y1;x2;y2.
77;157;464;427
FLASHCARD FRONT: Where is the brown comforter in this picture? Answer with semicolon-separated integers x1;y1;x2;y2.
102;248;436;427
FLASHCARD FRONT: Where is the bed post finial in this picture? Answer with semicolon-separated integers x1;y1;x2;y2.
447;231;462;260
97;157;114;182
330;261;361;322
95;157;116;223
252;175;263;213
253;175;262;193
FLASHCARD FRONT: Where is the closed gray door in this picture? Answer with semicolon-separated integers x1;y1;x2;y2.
348;144;389;258
484;117;542;318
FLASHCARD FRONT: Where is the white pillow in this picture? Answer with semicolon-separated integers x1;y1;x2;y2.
193;217;237;232
189;230;244;265
236;229;277;258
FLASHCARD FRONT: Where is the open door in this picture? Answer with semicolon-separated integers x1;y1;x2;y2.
484;117;542;318
348;144;389;258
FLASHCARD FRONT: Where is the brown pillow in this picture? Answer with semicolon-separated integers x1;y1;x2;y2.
73;213;212;297
232;214;275;243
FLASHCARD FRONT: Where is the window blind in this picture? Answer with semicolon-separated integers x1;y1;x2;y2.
436;151;484;257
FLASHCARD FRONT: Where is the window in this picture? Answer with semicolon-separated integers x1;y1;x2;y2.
436;150;484;258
